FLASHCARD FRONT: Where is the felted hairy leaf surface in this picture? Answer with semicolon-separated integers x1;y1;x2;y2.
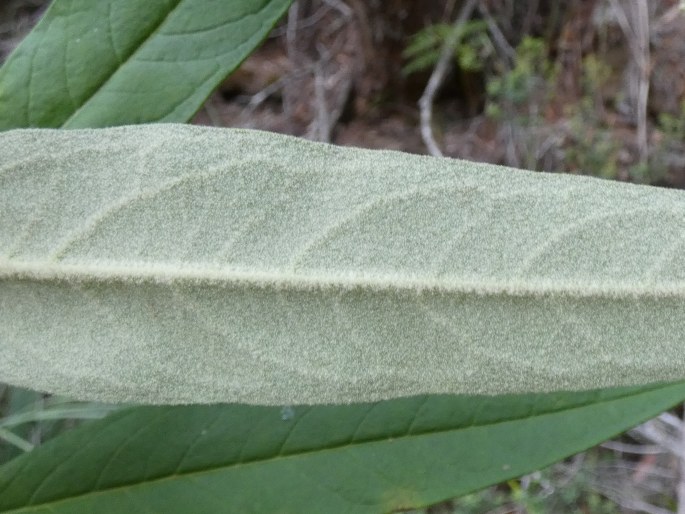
0;124;684;404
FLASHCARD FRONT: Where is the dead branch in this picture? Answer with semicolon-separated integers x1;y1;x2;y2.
418;0;479;157
477;2;515;67
607;0;650;164
678;403;685;514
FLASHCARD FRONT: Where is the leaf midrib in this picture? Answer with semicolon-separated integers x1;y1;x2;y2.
3;386;668;512
1;260;684;300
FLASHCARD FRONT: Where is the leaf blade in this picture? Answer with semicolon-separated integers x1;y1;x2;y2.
1;384;685;513
1;125;685;404
0;0;292;129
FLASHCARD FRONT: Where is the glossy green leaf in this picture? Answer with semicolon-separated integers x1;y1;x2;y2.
0;0;292;129
2;124;685;405
2;384;685;513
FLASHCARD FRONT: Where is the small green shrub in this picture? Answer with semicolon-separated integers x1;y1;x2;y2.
402;20;492;75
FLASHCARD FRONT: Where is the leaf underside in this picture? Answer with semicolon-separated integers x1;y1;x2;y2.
0;0;292;129
2;383;685;514
1;124;685;404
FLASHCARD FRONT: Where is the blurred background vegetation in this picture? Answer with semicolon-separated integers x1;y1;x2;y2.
1;0;684;512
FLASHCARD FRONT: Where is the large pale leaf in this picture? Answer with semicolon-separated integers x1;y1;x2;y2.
0;0;292;129
1;124;685;404
2;384;685;513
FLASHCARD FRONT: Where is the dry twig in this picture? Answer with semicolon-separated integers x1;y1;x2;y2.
418;0;479;157
477;2;515;67
677;404;685;514
607;0;650;164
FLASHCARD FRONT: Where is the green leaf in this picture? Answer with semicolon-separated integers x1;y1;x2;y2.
2;124;685;405
0;0;292;129
1;384;685;513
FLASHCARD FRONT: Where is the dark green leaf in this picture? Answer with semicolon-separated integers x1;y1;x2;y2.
2;383;684;513
0;0;292;129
